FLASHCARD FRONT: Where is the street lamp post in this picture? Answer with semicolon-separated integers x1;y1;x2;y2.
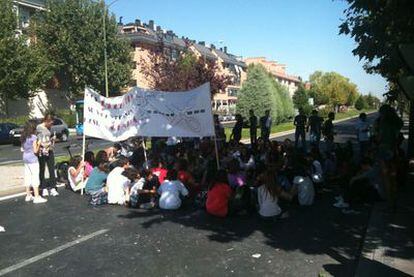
101;0;121;98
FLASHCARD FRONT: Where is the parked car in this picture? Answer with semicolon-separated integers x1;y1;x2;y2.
10;118;69;146
0;123;19;144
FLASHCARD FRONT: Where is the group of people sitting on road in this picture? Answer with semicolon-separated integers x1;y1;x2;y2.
20;104;408;220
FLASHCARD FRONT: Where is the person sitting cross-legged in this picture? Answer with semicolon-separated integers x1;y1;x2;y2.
129;169;158;209
85;161;110;205
206;169;233;217
107;156;130;205
68;155;86;192
158;169;189;210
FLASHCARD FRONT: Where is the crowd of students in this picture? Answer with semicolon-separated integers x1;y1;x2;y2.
20;104;408;221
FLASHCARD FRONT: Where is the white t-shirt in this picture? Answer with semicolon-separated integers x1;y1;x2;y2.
68;166;84;191
158;180;189;210
130;178;145;196
238;155;255;170
257;185;281;217
356;120;370;142
107;167;129;205
294;176;315;206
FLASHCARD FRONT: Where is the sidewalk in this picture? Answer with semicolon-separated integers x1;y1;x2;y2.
355;174;414;276
0;165;25;198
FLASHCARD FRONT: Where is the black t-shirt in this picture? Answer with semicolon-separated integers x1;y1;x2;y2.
308;115;322;133
249;116;257;129
294;114;307;130
233;120;243;136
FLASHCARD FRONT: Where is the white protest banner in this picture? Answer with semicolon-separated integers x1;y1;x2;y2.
83;83;215;141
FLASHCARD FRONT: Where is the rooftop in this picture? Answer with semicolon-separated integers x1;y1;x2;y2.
119;18;245;67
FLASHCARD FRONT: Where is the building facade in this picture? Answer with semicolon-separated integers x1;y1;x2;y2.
244;57;301;97
13;0;46;34
119;19;247;115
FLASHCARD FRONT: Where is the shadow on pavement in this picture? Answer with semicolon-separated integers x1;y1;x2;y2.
119;190;372;276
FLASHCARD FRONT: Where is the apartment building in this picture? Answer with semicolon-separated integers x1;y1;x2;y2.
244;57;301;97
119;19;247;115
13;0;46;34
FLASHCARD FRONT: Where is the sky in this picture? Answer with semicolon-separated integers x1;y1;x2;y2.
108;0;387;97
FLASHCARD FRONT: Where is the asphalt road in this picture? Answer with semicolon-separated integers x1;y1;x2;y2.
0;189;371;277
0;114;379;276
0;137;113;165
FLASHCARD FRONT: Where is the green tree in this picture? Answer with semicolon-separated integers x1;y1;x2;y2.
339;0;414;156
354;95;367;110
236;64;277;121
0;0;52;114
32;0;132;97
292;84;312;115
271;78;294;122
308;71;359;109
139;50;231;95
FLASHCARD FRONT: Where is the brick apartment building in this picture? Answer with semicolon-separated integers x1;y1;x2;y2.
119;19;247;115
244;57;301;97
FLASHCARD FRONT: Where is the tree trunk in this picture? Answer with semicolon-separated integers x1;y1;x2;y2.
408;100;414;158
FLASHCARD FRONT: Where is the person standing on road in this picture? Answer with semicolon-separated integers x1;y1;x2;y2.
355;113;371;158
249;109;257;146
214;114;226;148
230;114;243;144
322;112;336;153
37;113;59;197
307;110;323;149
260;110;272;142
294;108;307;151
21;121;47;204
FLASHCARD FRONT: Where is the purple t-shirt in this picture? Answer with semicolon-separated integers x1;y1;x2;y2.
23;135;38;164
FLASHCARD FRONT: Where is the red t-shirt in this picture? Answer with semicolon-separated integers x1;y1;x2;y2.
178;170;192;185
206;183;233;217
151;167;167;184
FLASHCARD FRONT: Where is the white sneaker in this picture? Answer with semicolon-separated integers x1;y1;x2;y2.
333;201;350;208
342;208;360;215
25;195;34;202
334;195;343;202
42;189;49;197
50;188;59;197
33;196;48;204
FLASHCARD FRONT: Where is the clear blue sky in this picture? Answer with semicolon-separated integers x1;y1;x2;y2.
108;0;387;97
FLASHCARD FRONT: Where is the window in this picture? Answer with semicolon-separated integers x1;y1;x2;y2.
228;89;238;97
171;49;178;60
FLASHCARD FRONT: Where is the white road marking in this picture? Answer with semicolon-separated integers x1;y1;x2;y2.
0;184;66;202
0;229;109;276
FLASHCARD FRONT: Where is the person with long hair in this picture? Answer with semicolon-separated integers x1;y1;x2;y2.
83;151;95;178
67;155;85;192
21;121;47;203
37;113;59;197
256;168;294;218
